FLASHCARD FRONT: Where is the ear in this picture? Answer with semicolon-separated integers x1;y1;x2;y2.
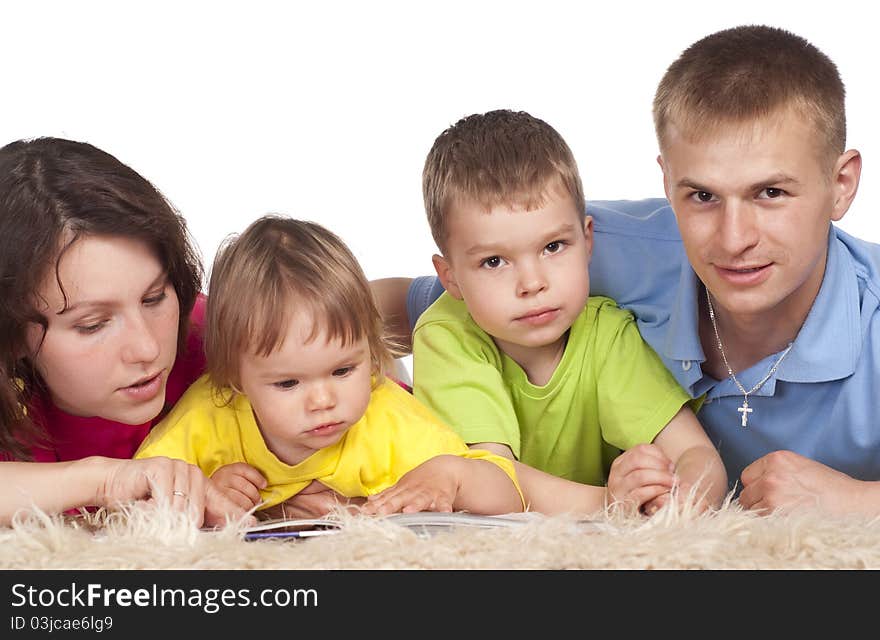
829;149;862;222
582;215;594;260
432;254;463;300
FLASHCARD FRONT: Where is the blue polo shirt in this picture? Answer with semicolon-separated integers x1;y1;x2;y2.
407;198;880;491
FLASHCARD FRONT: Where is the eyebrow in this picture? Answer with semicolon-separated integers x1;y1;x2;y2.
258;345;369;379
59;271;169;315
464;222;579;256
676;173;800;192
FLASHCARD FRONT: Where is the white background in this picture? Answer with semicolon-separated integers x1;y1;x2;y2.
3;1;878;291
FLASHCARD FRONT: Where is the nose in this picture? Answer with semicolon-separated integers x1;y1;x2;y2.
306;381;337;412
120;313;161;365
717;200;760;256
516;259;547;298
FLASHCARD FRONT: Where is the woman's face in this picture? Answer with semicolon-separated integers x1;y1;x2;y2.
26;235;181;424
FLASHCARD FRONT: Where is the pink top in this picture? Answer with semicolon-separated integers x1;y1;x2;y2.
27;294;208;462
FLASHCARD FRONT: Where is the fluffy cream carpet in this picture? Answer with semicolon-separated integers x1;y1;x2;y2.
2;495;878;570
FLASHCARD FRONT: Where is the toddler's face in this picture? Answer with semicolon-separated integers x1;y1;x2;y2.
238;311;373;466
434;188;592;360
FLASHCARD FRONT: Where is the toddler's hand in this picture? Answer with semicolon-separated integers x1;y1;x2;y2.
363;455;460;515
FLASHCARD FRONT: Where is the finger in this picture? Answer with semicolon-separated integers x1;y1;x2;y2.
184;465;208;527
205;484;249;528
621;468;676;493
394;492;435;514
642;493;668;516
225;463;268;490
225;474;264;506
740;455;768;486
737;483;761;511
220;485;260;511
142;458;175;503
627;484;673;510
373;488;427;515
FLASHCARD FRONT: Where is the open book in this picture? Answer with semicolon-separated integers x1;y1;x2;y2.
242;511;554;540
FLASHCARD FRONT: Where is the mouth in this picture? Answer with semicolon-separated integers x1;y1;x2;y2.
718;264;771;273
305;421;346;436
117;370;166;401
714;262;773;285
121;371;163;391
514;307;560;326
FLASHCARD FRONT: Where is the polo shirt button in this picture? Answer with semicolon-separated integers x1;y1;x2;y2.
682;360;692;371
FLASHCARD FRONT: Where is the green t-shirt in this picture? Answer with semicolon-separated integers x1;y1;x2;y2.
412;294;691;485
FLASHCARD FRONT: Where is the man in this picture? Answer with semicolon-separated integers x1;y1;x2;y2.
398;25;880;516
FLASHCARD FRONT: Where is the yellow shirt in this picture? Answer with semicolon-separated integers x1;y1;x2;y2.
135;375;522;509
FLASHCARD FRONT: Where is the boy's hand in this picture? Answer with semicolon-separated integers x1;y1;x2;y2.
210;462;267;512
363;455;461;515
607;444;675;515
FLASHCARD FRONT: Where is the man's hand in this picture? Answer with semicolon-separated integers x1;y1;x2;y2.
739;450;868;516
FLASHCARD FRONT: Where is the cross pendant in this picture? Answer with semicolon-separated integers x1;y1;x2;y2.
737;399;753;428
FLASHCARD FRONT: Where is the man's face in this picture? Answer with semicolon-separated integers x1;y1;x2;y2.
433;188;592;360
659;108;859;323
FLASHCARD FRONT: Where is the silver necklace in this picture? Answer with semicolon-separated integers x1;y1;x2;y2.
705;286;794;428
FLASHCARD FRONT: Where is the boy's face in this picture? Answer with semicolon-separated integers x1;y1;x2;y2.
238;311;373;466
433;188;592;357
659;107;860;323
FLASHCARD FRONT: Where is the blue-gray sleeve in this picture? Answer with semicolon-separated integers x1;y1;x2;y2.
405;199;676;333
406;275;446;332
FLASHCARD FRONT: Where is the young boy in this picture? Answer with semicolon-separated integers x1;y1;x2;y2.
135;215;524;519
414;109;727;515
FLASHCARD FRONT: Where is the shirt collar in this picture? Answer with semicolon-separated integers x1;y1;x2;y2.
774;229;860;383
664;228;860;387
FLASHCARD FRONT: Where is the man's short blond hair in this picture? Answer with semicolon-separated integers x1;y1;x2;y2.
206;215;392;392
653;25;846;166
423;109;585;253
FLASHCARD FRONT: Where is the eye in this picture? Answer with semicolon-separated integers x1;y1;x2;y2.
758;187;785;199
144;291;168;306
480;256;505;269
273;379;299;390
332;366;354;377
544;240;565;255
75;320;108;335
690;190;716;203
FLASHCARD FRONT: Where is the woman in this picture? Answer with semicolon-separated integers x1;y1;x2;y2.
0;137;239;526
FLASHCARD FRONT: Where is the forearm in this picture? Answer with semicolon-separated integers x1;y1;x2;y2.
841;480;880;516
674;445;728;508
515;462;607;516
452;457;523;514
369;277;414;354
0;457;110;525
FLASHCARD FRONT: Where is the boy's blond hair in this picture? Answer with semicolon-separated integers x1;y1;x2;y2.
206;214;392;392
422;109;585;253
653;24;846;167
